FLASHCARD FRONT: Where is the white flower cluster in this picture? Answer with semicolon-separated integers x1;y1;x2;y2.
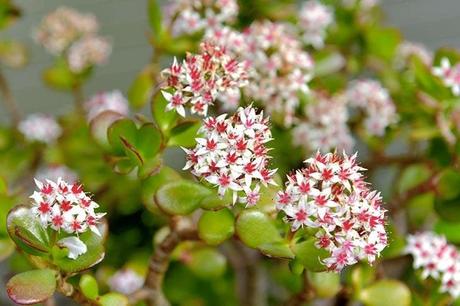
161;41;248;117
276;152;387;271
30;178;105;259
183;105;277;206
85;90;129;122
346;79;397;136
396;41;433;68
108;269;144;295
67;35;111;73
36;165;78;184
433;58;460;97
18;114;62;144
298;0;334;49
164;0;239;37
293;93;353;153
406;232;460;298
35;6;111;73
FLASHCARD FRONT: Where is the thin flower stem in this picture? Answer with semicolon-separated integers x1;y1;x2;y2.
72;84;85;114
142;217;198;306
284;270;314;306
0;69;21;125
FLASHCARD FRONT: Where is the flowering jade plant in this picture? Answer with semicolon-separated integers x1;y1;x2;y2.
3;0;460;305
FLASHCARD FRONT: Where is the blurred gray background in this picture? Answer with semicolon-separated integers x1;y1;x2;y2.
1;0;460;122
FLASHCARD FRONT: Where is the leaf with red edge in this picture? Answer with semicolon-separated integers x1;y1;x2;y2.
6;269;56;305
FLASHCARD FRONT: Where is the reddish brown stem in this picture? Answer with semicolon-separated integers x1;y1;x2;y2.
0;70;21;125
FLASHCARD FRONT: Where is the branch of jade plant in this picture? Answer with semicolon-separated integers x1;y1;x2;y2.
72;84;85;114
284;270;314;306
56;275;99;306
222;241;268;306
142;217;199;306
0;69;21;125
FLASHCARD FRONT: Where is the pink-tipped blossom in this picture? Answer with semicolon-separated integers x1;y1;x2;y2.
276;152;387;271
18;114;62;144
346;79;397;136
298;1;334;49
164;0;238;37
34;6;99;55
161;42;248;117
67;35;111;73
183;105;277;206
406;232;460;298
396;41;433;68
433;58;460;97
85;90;129;121
108;269;144;295
292;92;354;153
36;165;78;184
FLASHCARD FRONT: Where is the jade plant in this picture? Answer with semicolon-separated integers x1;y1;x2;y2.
2;0;460;306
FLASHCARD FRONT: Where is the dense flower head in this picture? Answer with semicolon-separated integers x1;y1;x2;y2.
36;165;78;184
85;90;129;121
293;92;353;153
433;58;460;97
242;21;314;126
396;41;433;68
183;105;277;206
18;114;62;144
164;0;239;37
67;35;111;73
298;0;334;49
345;79;397;136
30;178;105;237
276;152;387;271
108;269;144;295
161;41;248;116
406;232;460;298
34;6;99;54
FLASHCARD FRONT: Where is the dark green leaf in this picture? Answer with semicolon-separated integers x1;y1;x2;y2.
168;120;201;147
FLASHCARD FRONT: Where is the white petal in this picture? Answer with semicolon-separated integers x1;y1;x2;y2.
58;236;87;259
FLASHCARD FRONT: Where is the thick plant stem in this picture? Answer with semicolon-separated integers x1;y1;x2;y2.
284;271;314;306
143;218;197;306
0;70;21;125
57;277;98;306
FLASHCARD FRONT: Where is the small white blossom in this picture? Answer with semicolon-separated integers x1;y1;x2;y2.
396;41;433;68
36;165;78;184
276;152;387;271
184;105;276;206
18;114;62;144
346;79;397;136
85;90;129;122
406;232;460;298
108;269;144;295
58;236;87;259
298;1;334;49
433;57;460;97
67;35;111;73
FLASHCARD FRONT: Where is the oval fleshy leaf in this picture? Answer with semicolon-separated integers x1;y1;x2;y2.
198;209;235;245
99;292;129;306
187;248;227;279
80;274;99;300
359;280;411;306
155;180;212;215
293;238;329;272
7;205;50;256
6;269;56;305
235;210;283;249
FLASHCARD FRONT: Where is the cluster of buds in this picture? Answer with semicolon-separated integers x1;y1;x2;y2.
406;232;460;298
396;41;433;68
18;114;62;144
293;92;353;153
276;152;387;271
30;178;105;259
85;90;129;121
346;79;397;136
433;58;460;96
164;0;239;37
36;165;78;184
183;105;277;206
161;42;248;117
35;6;111;73
241;21;314;126
298;0;334;49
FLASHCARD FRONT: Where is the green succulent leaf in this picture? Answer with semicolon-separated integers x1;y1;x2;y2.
155;180;212;215
6;269;57;305
359;280;411;306
187;248;227;279
236;210;283;249
292;238;329;272
42;57;80;90
198;209;235;245
7;205;50;256
79;274;99;300
99;292;129;306
148;0;162;38
258;241;294;259
128;67;154;109
167;120;201;147
152;90;178;134
437;168;460;200
309;272;341;298
107;119;138;156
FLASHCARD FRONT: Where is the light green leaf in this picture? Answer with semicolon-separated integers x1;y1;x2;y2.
292;238;328;272
128;67;154;109
6;269;57;305
309;272;341;298
148;0;162;38
151;90;178;134
79;274;99;300
99;292;129;306
156;181;212;215
167;120;201;148
187;248;226;279
235;210;283;249
198;209;235;245
360;280;411;306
